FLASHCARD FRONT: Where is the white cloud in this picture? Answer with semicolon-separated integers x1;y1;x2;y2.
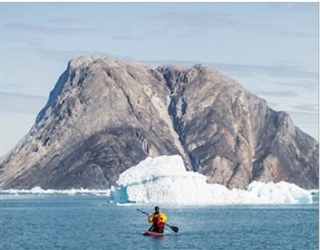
5;23;100;35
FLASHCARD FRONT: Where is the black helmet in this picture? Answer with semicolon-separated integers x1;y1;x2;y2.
155;206;160;211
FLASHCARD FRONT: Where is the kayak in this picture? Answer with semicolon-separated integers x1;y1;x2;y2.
143;231;164;237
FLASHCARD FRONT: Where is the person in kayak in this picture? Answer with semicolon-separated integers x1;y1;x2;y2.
148;206;167;233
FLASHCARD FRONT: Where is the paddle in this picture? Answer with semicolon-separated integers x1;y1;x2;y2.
137;208;179;233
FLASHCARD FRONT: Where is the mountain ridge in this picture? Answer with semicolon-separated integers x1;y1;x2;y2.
0;55;318;190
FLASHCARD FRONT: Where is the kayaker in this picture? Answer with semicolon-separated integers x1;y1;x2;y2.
148;206;167;233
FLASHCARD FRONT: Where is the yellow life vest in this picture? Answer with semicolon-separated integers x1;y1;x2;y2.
148;212;167;223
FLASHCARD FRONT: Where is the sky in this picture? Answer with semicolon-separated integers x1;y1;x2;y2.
0;2;319;157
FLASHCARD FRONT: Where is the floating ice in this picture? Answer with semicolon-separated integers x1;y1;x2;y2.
1;155;316;205
110;155;315;205
0;187;110;197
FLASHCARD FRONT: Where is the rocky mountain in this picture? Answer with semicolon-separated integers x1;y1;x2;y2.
0;55;318;190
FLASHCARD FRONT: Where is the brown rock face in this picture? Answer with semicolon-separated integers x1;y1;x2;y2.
0;55;318;190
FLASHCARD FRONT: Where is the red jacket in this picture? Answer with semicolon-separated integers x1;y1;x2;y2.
148;212;167;228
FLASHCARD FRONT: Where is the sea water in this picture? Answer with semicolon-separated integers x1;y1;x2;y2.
1;194;318;250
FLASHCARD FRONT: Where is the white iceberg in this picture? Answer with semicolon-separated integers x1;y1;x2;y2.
110;155;314;205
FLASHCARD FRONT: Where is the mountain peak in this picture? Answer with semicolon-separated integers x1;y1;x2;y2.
0;55;318;190
68;55;118;69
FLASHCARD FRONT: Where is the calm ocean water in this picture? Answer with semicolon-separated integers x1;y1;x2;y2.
1;195;318;250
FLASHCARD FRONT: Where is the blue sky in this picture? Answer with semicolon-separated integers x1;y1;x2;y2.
1;2;319;157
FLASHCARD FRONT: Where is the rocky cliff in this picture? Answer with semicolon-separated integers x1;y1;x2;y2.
0;55;318;190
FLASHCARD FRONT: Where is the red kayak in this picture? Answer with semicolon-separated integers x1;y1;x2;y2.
143;231;164;237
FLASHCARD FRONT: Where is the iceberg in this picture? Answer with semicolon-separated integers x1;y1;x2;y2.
110;155;315;205
1;155;316;205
